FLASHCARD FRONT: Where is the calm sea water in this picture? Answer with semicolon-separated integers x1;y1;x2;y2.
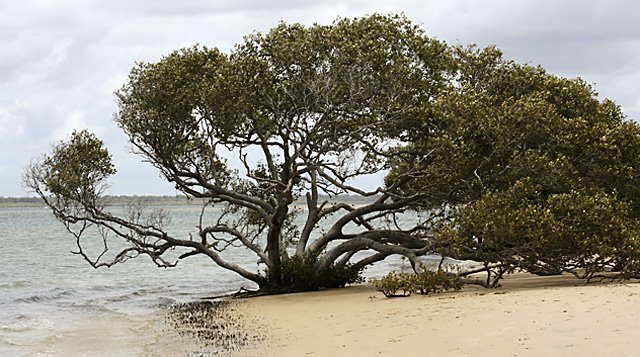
0;204;444;356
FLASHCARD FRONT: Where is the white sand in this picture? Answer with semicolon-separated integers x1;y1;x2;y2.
236;274;640;356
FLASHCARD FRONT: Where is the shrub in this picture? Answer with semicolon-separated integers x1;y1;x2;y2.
273;253;364;292
412;268;463;295
321;261;365;288
370;269;464;297
369;271;415;297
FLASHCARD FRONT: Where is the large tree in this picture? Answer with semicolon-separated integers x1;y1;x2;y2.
25;15;452;292
26;15;640;292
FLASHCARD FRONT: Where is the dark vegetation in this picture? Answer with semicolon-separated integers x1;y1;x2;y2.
0;195;367;207
0;196;43;207
0;195;187;207
24;14;640;293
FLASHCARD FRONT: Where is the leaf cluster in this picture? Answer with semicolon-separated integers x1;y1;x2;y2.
270;252;364;292
369;269;462;297
113;15;452;195
369;271;415;297
391;45;640;282
411;268;464;295
39;130;115;207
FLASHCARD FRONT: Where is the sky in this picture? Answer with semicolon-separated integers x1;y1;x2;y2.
2;0;640;197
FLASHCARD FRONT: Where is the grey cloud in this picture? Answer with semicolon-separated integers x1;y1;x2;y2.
400;0;640;118
2;0;640;196
97;0;375;18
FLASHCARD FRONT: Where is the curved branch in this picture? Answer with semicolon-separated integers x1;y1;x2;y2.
201;225;269;265
318;236;431;272
351;252;392;272
174;169;275;215
307;194;427;253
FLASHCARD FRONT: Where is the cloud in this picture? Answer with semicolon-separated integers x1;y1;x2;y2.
2;0;640;196
51;111;104;141
0;102;26;144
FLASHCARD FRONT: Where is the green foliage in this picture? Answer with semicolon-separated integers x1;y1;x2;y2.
41;130;115;205
445;185;640;279
115;46;233;185
321;260;366;289
114;15;451;188
390;43;640;283
370;270;463;298
369;271;415;297
27;13;640;292
27;14;455;293
270;253;365;292
411;269;464;295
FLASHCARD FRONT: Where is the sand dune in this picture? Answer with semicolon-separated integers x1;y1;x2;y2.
236;274;640;356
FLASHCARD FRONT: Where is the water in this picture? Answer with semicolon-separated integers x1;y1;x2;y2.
0;204;448;356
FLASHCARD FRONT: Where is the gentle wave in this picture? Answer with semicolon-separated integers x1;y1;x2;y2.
0;280;31;289
12;288;75;304
0;314;55;333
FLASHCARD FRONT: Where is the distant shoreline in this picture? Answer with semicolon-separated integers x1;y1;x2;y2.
0;194;376;208
0;196;199;208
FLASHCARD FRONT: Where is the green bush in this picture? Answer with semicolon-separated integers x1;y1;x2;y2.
412;268;463;295
369;271;415;297
370;269;463;297
272;253;364;292
321;261;365;288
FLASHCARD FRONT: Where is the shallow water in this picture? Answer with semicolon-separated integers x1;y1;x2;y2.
0;204;442;356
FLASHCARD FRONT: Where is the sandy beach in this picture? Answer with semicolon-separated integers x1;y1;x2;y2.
235;274;640;356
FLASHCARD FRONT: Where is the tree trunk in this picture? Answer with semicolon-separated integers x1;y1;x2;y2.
266;203;288;287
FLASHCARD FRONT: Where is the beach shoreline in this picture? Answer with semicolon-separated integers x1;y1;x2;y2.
233;274;640;356
5;273;640;356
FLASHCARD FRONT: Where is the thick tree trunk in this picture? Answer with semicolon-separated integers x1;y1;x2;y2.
266;203;289;286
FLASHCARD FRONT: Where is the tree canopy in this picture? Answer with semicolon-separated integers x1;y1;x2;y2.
390;45;640;286
25;14;640;291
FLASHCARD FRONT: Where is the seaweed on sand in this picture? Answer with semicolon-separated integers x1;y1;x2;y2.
164;300;265;355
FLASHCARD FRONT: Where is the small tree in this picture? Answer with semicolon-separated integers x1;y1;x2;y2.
25;15;452;292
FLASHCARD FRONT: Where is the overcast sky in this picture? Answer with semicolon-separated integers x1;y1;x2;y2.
2;0;640;197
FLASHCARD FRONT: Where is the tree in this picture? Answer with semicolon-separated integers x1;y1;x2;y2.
390;45;640;286
26;15;640;292
25;14;453;292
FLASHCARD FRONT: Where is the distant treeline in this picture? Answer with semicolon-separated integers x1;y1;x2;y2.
0;195;197;207
0;194;375;207
0;196;43;206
